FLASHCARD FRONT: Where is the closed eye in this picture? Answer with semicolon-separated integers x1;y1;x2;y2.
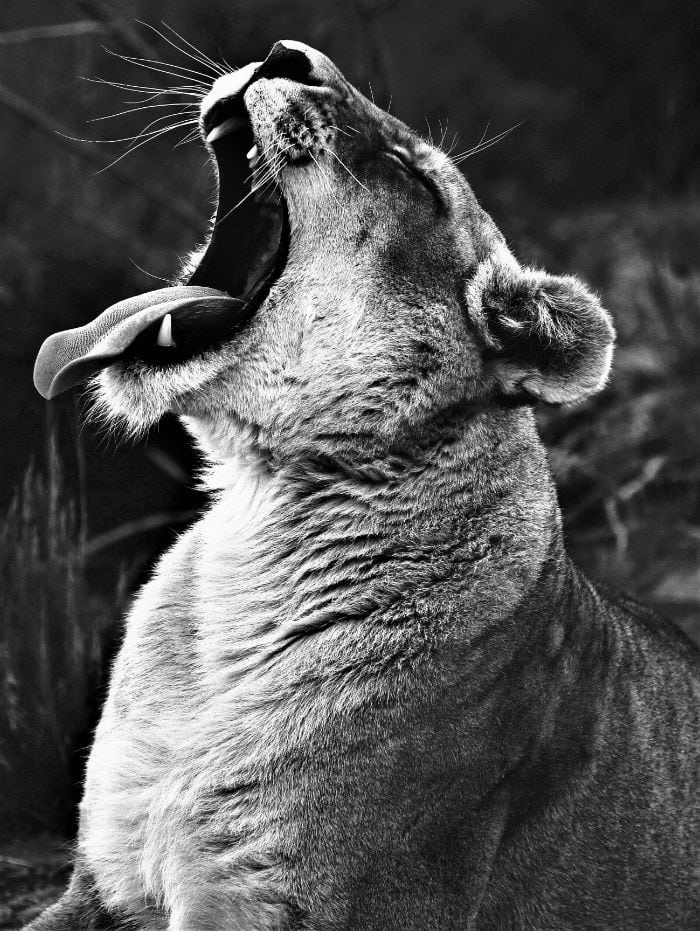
385;149;444;211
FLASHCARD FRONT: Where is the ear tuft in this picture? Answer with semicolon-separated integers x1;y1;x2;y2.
467;258;615;404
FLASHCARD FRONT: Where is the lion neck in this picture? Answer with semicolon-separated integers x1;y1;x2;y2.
184;402;563;659
178;404;589;806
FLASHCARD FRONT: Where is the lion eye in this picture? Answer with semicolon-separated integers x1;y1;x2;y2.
385;149;444;209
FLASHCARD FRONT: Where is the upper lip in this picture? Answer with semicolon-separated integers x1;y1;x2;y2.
199;58;264;143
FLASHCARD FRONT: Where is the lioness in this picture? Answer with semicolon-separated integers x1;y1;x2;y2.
30;41;699;930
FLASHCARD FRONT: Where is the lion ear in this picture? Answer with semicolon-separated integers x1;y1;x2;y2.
467;257;615;404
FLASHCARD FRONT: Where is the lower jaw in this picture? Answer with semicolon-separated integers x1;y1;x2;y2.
119;225;288;370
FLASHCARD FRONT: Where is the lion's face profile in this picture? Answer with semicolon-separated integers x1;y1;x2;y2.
26;41;700;931
85;40;613;461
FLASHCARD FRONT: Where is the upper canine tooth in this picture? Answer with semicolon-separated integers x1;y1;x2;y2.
206;116;245;145
246;144;260;161
156;314;175;348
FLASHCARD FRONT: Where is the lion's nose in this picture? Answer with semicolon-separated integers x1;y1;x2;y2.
257;40;344;89
258;42;314;84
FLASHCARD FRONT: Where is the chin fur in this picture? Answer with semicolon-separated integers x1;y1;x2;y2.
88;353;231;439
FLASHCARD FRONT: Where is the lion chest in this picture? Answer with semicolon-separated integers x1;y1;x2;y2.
79;472;312;922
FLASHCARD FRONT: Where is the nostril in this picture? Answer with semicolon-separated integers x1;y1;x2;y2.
257;42;319;86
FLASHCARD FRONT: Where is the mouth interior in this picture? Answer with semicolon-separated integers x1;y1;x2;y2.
32;85;293;399
191;115;287;296
127;112;289;362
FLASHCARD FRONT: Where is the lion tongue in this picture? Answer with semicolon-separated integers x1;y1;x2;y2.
33;285;238;400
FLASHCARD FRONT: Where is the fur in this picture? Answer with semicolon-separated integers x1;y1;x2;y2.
27;41;699;931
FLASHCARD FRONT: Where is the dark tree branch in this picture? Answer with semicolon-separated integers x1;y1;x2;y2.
0;21;107;44
0;82;206;232
85;510;199;557
72;0;163;62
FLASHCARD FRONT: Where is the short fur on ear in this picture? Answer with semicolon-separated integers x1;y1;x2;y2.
467;257;615;404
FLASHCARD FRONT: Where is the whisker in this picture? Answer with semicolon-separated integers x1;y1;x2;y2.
160;22;228;77
122;93;171;104
268;138;296;160
105;49;212;87
89;101;199;123
95;119;197;173
327;123;354;139
458;134;516;161
452;122;523;163
248;146;294;190
82;76;204;97
445;132;460;157
326;149;370;194
309;151;343;210
119;117;198;154
136;20;226;78
129;259;171;282
111;60;211;96
102;48;210;88
105;49;215;84
70;109;195;145
174;128;201;148
210;142;296;230
212;185;263;228
476;120;491;149
243;155;290;187
214;165;288;228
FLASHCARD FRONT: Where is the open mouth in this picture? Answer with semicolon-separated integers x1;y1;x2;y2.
32;43;318;402
127;100;290;364
33;87;290;399
186;105;289;337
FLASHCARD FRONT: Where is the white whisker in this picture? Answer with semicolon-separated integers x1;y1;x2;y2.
95;119;197;173
309;151;343;210
452;123;523;164
82;76;203;97
445;132;460;157
128;259;171;282
136;20;226;78
72;110;194;145
212;186;264;228
160;22;228;77
102;48;210;88
107;50;215;85
175;128;201;148
326;149;370;194
327;124;354;139
89;102;199;123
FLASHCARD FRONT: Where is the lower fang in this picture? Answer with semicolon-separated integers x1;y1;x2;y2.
156;314;175;348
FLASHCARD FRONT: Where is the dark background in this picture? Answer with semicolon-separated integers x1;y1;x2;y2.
0;0;698;914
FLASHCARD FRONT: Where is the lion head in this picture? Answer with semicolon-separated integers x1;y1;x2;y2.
34;41;614;464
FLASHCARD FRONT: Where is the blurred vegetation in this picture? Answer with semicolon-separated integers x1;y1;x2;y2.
0;0;698;839
532;202;700;638
0;436;122;837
